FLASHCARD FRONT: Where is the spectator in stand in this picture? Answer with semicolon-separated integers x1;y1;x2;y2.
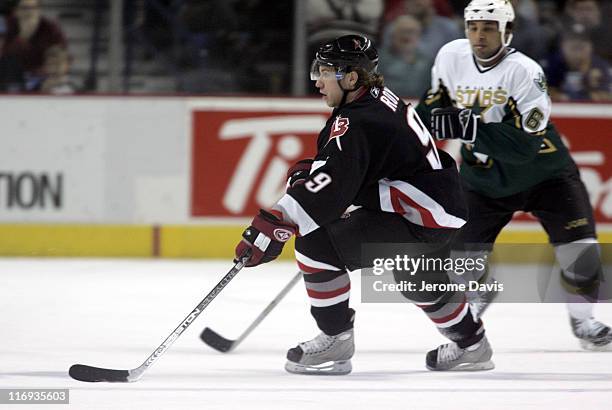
0;0;16;16
39;45;74;94
542;23;612;101
0;13;25;91
233;0;293;93
3;0;67;90
537;0;565;57
564;0;612;61
176;0;240;93
306;0;384;44
394;0;462;60
305;0;383;93
383;0;455;20
177;0;293;94
509;0;548;60
512;0;538;20
447;0;470;18
140;0;173;51
378;14;432;97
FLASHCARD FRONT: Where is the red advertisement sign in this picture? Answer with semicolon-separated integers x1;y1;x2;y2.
191;111;326;217
512;116;612;224
191;105;612;224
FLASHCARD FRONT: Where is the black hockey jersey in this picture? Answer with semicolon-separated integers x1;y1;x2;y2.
274;86;468;236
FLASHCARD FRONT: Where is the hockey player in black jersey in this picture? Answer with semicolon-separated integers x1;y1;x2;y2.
234;34;494;374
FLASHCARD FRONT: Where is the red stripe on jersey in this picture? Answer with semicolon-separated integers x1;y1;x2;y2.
430;301;467;324
306;284;351;299
389;186;443;228
297;260;325;274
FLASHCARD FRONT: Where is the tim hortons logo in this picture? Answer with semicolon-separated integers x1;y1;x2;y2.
552;127;612;223
515;131;611;224
192;112;327;216
570;147;612;220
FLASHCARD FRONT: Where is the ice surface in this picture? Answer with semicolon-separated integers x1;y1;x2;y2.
0;258;610;409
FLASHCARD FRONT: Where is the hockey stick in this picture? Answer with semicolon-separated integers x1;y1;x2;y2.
201;271;303;352
68;252;251;383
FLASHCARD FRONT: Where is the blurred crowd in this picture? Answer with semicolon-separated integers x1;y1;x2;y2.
309;0;612;101
0;0;73;94
0;0;611;101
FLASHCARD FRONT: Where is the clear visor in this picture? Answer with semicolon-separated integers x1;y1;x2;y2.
310;60;346;81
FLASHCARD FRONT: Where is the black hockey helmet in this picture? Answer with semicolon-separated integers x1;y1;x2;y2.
310;34;379;81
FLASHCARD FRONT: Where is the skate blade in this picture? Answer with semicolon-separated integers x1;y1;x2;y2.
579;339;612;352
427;360;495;372
285;360;352;375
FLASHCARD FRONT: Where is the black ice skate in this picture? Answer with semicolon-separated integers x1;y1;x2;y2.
285;328;354;375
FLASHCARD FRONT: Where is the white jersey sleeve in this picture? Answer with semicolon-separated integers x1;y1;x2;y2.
509;61;551;133
429;50;443;93
428;39;468;94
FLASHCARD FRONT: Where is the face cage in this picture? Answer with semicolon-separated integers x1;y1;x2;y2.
310;60;347;81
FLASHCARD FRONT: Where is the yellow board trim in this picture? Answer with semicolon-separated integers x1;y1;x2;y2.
0;224;152;257
0;225;610;262
159;225;296;259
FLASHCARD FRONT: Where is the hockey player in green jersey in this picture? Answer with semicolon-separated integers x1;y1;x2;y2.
416;0;611;350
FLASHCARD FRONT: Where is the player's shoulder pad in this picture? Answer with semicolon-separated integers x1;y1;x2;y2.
370;86;406;117
435;39;471;60
505;50;548;92
505;50;544;75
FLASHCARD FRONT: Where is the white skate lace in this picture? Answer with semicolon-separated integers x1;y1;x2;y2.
300;333;335;354
438;343;462;362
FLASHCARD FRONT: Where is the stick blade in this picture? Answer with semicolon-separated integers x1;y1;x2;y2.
69;364;131;383
200;327;236;353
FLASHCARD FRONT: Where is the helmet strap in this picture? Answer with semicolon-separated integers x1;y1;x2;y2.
474;44;506;64
338;80;354;107
336;70;359;106
503;32;513;47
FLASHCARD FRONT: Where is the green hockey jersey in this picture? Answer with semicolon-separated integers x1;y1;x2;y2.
416;39;572;198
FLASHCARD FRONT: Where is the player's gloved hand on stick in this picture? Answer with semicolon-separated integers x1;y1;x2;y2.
286;159;314;188
235;210;296;267
430;107;479;143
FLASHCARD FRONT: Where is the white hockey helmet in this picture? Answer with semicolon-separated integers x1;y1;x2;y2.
464;0;515;47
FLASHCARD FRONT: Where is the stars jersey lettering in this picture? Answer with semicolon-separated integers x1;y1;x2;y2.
417;39;572;198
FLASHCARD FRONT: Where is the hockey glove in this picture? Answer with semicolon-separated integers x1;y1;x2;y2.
235;210;296;267
286;159;314;188
430;107;479;143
